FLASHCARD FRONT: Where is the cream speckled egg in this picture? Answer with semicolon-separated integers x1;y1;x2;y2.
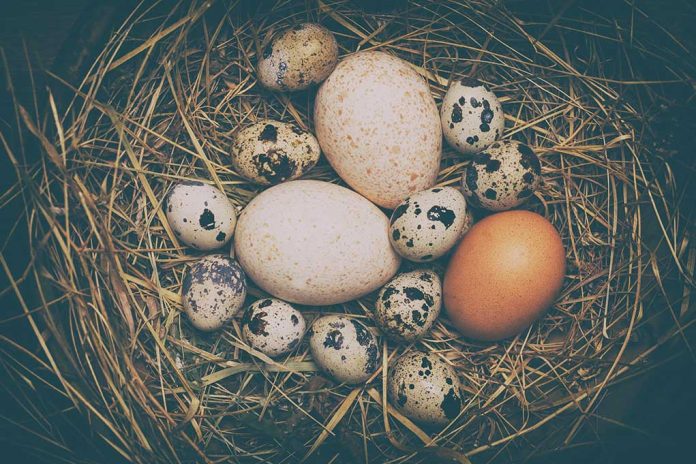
234;180;401;305
441;78;505;155
314;50;442;209
389;187;471;262
388;351;464;424
231;120;320;185
308;315;380;384
165;181;237;250
257;23;338;91
461;140;542;211
182;254;247;331
241;298;306;357
374;270;442;342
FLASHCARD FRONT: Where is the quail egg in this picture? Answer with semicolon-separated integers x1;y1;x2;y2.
182;254;247;331
388;351;464;424
165;181;236;250
441;78;505;155
374;270;442;342
241;298;306;357
308;315;380;384
389;187;471;262
461;140;542;211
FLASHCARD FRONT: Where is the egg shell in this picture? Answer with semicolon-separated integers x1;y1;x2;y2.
182;254;247;331
241;298;306;357
461;140;542;211
165;181;236;250
388;351;464;424
234;180;401;305
443;210;566;341
389;187;470;262
374;270;442;342
314;50;442;209
257;23;338;91
308;315;380;384
231;120;321;185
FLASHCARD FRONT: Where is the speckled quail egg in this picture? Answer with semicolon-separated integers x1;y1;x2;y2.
308;315;380;384
231;120;321;185
257;23;338;91
374;270;442;342
441;78;505;155
461;140;542;211
388;351;465;424
241;298;306;357
182;254;247;331
389;187;470;262
165;181;236;250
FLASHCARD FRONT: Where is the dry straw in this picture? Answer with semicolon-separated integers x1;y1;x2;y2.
1;0;694;463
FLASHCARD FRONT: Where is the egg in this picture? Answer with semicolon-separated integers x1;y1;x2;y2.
234;180;401;305
441;78;505;155
388;351;464;424
182;254;247;331
461;140;542;211
374;270;442;342
443;210;566;341
241;298;306;357
389;187;471;262
314;50;442;209
257;23;338;91
231;120;321;185
308;315;381;384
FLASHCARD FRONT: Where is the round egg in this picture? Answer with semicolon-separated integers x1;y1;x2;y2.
441;78;505;155
165;181;236;250
443;210;566;341
182;254;247;331
388;351;464;424
389;187;470;262
461;140;542;211
374;270;442;342
231;120;321;185
314;50;442;209
308;315;381;384
241;298;306;357
257;23;338;91
234;180;401;305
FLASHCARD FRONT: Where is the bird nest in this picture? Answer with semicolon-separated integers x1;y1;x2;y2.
4;0;693;463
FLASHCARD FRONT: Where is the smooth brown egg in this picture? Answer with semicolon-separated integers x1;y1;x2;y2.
443;210;566;341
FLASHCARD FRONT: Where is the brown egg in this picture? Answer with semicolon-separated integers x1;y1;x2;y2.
443;210;566;340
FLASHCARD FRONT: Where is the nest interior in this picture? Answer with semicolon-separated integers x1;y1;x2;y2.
1;1;694;463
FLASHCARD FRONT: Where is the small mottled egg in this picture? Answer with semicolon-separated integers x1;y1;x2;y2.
241;298;306;357
461;140;542;211
165;181;236;250
257;23;338;91
308;315;381;384
389;187;470;262
182;254;247;331
374;270;442;342
388;351;464;424
231;120;321;185
441;78;505;155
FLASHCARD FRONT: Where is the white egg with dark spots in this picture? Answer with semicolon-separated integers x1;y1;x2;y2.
308;315;380;384
165;181;236;250
182;254;247;331
241;298;306;357
374;270;442;342
461;140;542;211
388;351;464;425
389;187;470;262
231;120;321;185
441;78;505;155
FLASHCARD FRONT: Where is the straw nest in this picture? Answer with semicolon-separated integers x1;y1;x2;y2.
3;0;694;463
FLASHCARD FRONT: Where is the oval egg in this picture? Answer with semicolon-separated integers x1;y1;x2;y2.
241;298;306;357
